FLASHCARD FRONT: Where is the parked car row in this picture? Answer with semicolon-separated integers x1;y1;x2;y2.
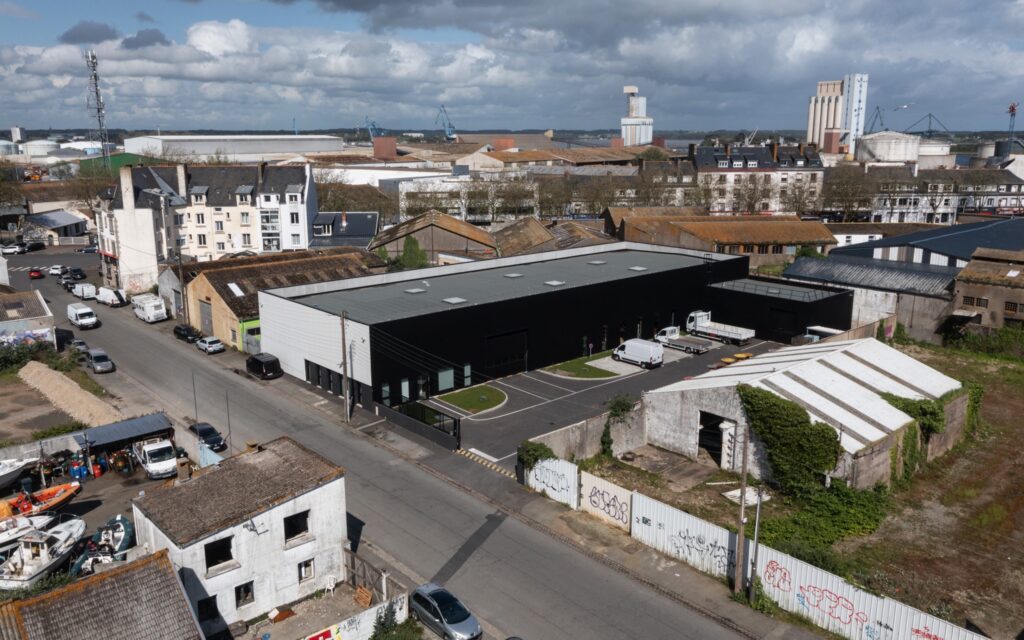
0;241;45;255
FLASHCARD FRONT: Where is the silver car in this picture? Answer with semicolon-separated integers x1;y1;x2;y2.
410;584;482;640
85;348;115;374
196;337;226;354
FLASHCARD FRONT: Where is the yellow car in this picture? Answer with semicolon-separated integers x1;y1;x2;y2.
720;357;737;365
733;352;754;360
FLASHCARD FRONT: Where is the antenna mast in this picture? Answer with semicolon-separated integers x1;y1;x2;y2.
85;50;110;168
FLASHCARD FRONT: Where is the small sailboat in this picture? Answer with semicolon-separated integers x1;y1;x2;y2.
0;514;56;562
70;514;135;577
0;458;39;489
6;482;80;516
0;517;86;590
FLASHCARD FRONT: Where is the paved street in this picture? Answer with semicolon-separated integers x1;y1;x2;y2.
8;249;753;640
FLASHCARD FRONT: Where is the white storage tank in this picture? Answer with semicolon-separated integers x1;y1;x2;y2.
855;130;920;162
919;138;952;156
0;140;17;156
23;139;59;157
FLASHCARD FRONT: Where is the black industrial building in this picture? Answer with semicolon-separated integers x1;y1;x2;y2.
260;244;852;417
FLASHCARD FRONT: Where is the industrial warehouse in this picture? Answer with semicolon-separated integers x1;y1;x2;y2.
258;243;852;414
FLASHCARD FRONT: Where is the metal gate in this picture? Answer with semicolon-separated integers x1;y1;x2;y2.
199;300;213;335
242;333;261;354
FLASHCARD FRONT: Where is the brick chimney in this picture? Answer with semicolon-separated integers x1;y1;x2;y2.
118;166;135;210
341;211;348;228
688;143;697;160
724;144;731;157
257;162;266;187
770;142;779;162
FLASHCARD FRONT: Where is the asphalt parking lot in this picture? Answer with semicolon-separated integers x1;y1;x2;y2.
447;339;778;465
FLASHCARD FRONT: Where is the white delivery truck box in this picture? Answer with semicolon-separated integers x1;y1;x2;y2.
131;293;168;323
72;283;97;300
612;339;664;369
67;302;98;329
96;286;128;307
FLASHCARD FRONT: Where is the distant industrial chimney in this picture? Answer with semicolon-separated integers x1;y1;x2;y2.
620;86;654;146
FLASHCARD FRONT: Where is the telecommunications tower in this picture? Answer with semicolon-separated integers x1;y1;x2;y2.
85;50;110;168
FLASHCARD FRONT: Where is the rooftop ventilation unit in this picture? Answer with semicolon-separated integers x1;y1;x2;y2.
443;297;467;305
404;288;426;294
504;273;524;278
1009;269;1020;278
587;260;607;265
628;266;648;272
544;280;565;287
227;282;244;298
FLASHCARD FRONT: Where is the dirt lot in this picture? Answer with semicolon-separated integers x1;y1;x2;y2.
835;345;1024;638
0;375;74;444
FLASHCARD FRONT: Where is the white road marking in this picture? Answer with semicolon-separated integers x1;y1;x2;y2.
467;448;499;463
493;379;555;401
357;418;386;432
468;369;645;422
520;373;574;392
495;452;517;462
313;399;328;407
426;397;470;417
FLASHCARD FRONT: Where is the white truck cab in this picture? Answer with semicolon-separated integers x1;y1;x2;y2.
131;438;177;479
67;303;98;329
612;339;664;369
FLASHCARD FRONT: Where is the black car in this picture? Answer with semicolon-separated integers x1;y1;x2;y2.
246;353;283;379
75;246;98;253
173;324;202;343
25;241;46;252
58;275;76;290
188;422;227;452
68;267;87;280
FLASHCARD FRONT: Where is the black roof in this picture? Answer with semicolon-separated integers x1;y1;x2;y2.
693;145;822;170
111;167;179;210
784;254;957;297
831;218;1024;262
188;166;258;206
259;166;305;196
112;164;305;210
308;211;378;249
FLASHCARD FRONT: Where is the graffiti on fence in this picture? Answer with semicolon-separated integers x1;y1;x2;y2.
763;560;792;592
588;486;629;526
865;620;894;640
798;585;868;627
911;627;945;640
668;528;734;574
531;465;571;495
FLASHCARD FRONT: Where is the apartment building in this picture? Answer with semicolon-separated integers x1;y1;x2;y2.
692;144;825;215
98;163;317;293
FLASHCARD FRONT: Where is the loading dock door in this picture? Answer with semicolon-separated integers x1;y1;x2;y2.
199;300;213;335
484;329;528;377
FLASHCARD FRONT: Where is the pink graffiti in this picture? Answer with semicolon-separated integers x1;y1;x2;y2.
763;560;792;592
799;585;868;626
911;627;944;640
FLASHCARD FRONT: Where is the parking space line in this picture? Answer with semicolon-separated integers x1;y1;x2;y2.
495;452;517;462
467;447;499;463
493;379;556;401
469;369;645;422
520;373;574;392
425;397;470;418
357;418;386;432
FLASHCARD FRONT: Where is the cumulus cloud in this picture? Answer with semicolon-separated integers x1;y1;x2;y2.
0;1;36;18
57;21;120;45
135;11;155;23
122;29;171;50
5;3;1024;131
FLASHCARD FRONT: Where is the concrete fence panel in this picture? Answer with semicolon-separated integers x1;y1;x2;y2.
630;492;736;580
303;595;408;640
754;545;985;640
579;471;631;531
526;458;579;510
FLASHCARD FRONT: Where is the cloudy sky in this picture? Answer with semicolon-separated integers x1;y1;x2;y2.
1;0;1022;133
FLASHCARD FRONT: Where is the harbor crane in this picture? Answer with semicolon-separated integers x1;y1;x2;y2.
435;105;457;142
363;116;384;141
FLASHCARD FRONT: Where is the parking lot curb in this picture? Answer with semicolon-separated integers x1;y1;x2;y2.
456;448;515;479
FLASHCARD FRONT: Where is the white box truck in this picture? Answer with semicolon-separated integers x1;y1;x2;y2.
72;283;96;300
612;339;664;369
96;286;128;307
685;311;755;345
67;302;98;329
654;327;714;354
131;293;168;323
131;437;177;480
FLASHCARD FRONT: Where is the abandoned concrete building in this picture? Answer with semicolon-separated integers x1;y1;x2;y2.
642;338;965;489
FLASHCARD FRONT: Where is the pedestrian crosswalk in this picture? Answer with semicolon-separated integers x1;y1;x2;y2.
7;266;34;272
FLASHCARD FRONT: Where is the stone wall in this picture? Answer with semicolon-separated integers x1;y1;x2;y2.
850;432;898;489
531;402;645;460
926;391;968;461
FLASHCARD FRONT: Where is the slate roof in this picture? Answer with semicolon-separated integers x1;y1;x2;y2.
308;211;379;249
187;166;259;206
649;338;961;454
260;166;306;196
784;254;957;297
26;210;83;230
198;250;383;319
368;211;497;251
694;146;777;170
111;166;180;210
0;291;50;322
825;223;940;238
0;550;202;640
133;437;345;547
830;218;1024;261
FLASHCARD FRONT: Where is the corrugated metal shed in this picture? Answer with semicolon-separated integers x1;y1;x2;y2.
73;413;172;449
650;339;961;453
831;218;1024;262
784;255;956;297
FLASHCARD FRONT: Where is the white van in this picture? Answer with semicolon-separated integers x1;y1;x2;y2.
72;283;97;300
96;286;128;307
612;339;664;369
131;293;168;323
67;302;98;329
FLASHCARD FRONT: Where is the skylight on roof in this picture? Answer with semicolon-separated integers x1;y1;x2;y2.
227;282;244;298
1008;269;1020;278
504;273;524;278
443;297;467;305
544;280;565;286
587;260;607;265
628;266;648;272
405;288;426;294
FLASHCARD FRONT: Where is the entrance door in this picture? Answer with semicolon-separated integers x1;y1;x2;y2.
697;411;726;466
199;300;213;335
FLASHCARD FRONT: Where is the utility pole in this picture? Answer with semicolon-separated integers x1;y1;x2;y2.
747;485;764;604
192;371;199;423
340;311;350;423
225;389;232;453
732;422;750;595
177;250;190;327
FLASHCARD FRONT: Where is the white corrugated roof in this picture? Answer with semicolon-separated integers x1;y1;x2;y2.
650;338;961;454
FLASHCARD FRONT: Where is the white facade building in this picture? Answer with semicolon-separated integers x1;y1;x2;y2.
132;438;347;638
843;73;869;157
98;163;318;293
621;86;654;146
806;73;869;155
9;126;24;144
124;135;347;163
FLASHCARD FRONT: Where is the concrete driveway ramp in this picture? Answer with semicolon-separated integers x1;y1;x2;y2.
588;356;644;376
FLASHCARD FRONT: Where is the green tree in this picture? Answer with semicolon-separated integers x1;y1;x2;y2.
536;178;572;218
638;147;669;161
823;165;875;222
398;236;429;270
780;179;821;217
734;174;775;214
0;160;22;209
